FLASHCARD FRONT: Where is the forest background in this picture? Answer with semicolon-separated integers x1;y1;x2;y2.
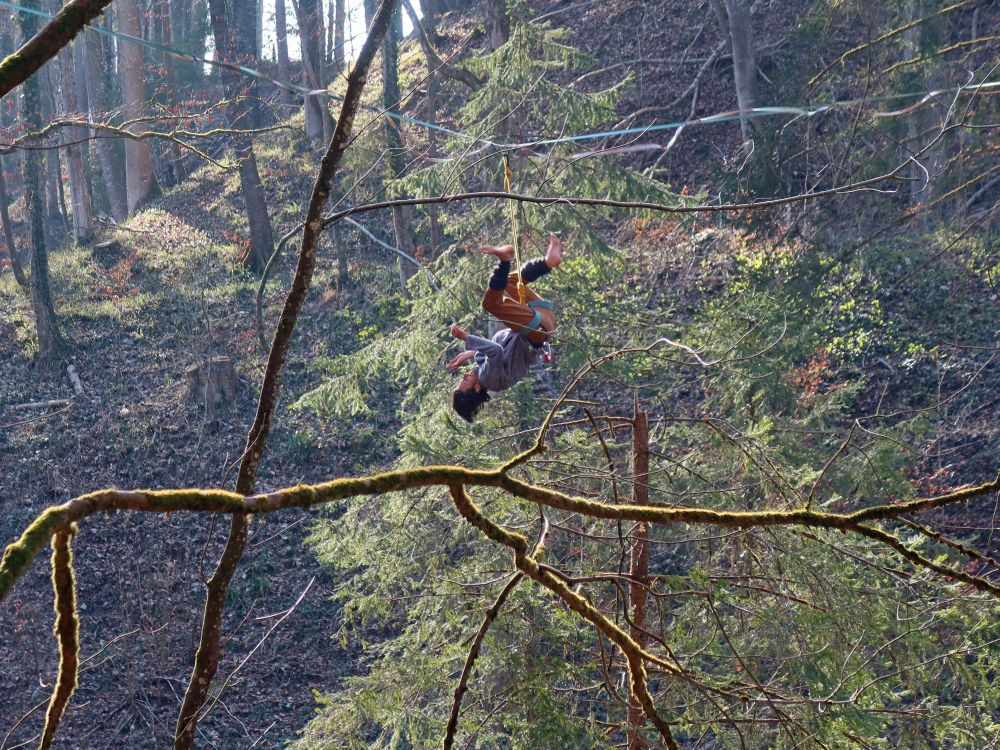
0;0;999;748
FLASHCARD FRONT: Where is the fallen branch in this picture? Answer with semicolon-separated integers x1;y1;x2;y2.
7;399;71;411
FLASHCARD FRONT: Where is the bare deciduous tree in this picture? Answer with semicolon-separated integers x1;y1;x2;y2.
711;0;758;155
83;27;128;222
207;0;276;275
117;0;160;213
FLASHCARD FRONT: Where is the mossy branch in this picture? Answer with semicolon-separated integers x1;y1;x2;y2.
2;469;998;604
1;469;997;748
0;0;114;100
39;527;79;750
447;484;680;749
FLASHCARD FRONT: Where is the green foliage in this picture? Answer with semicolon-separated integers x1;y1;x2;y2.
289;6;999;749
460;22;624;141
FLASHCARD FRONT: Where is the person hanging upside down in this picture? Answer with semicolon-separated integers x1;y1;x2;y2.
448;234;564;423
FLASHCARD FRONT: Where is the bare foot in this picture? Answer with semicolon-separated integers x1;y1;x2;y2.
477;244;515;262
545;233;564;269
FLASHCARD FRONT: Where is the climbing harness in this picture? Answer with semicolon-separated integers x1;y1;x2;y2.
519;298;554;341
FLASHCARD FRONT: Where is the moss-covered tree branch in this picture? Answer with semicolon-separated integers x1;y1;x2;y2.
446;484;680;750
0;0;114;100
39;527;79;750
2;467;998;604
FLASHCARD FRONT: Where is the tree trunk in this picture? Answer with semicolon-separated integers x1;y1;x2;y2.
485;0;508;50
401;0;444;254
160;2;187;183
42;65;68;240
274;0;293;105
626;399;650;749
418;0;439;44
72;33;89;128
325;0;334;69
172;5;400;749
295;0;333;140
45;150;66;244
20;0;65;360
712;0;758;156
169;0;198;84
208;0;276;275
256;0;264;59
903;1;931;217
333;0;345;73
117;0;160;213
426;72;443;254
0;161;29;292
382;6;418;294
84;28;128;221
57;39;94;241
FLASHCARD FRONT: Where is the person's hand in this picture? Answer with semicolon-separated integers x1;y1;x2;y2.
450;323;468;341
446;351;471;372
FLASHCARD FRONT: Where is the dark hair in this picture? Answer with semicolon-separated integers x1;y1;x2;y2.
452;388;491;423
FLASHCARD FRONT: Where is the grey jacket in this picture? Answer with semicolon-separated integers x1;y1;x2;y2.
466;331;538;392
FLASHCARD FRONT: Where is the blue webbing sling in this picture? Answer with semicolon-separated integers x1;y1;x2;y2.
519;299;554;344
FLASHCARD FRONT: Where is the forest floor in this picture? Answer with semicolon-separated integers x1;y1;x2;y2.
0;128;397;747
2;0;999;747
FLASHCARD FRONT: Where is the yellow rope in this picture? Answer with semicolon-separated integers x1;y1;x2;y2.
502;154;525;304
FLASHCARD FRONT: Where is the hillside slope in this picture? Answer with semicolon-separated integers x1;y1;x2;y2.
2;0;998;747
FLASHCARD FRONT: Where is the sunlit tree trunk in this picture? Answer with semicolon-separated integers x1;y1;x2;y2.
160;1;187;183
208;0;276;274
402;0;442;257
42;65;68;240
418;0;439;44
256;0;264;58
57;39;94;241
295;0;333;140
325;0;333;70
903;0;934;220
274;0;293;105
72;31;89;130
711;0;758;156
118;0;160;213
333;0;345;73
84;28;128;221
20;0;65;360
381;6;418;294
486;0;508;50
